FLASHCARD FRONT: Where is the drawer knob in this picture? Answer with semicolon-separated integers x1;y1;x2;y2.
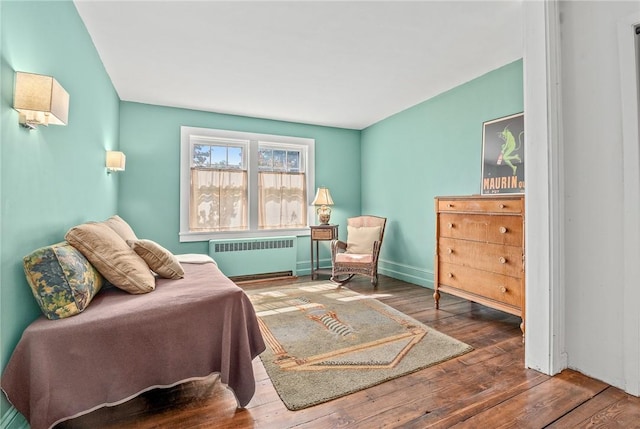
499;226;508;234
499;203;505;209
448;223;454;229
447;203;453;208
447;272;454;278
447;248;453;254
499;257;507;264
500;287;507;293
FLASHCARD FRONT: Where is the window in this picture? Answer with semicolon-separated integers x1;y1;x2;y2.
180;126;315;241
257;142;307;230
189;138;248;232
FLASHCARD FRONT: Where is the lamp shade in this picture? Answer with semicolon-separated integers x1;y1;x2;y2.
13;72;69;127
106;151;126;172
311;187;334;206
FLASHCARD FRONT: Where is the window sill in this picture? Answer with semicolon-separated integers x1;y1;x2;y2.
179;228;311;242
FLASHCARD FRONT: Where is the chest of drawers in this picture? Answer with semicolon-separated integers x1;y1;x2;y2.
434;195;525;334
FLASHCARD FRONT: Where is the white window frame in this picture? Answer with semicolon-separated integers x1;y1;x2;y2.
180;126;315;242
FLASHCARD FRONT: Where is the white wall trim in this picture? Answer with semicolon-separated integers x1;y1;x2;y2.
378;259;433;289
545;0;567;376
0;406;29;429
522;0;566;374
618;14;640;397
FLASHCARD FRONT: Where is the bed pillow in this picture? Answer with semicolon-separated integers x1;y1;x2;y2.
23;242;104;319
128;239;185;279
346;225;382;254
65;222;155;294
103;215;138;242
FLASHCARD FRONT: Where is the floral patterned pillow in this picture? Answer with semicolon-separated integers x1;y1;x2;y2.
23;242;104;319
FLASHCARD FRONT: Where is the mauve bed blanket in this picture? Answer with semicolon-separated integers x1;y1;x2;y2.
1;262;266;429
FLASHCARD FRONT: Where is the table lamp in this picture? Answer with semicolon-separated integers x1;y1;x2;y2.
311;187;334;225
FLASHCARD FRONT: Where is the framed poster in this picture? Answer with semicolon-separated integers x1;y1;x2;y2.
481;112;524;195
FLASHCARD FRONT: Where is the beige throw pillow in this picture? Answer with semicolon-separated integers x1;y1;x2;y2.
65;222;155;294
346;225;382;254
128;239;185;280
103;215;138;242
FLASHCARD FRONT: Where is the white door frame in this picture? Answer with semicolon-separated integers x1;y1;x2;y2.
525;2;640;393
619;14;640;396
522;0;566;375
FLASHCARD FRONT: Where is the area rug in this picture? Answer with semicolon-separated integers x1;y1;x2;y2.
246;282;473;410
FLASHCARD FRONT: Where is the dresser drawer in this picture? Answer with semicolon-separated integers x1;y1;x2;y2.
437;198;523;214
438;213;523;247
438;262;523;308
437;237;523;277
311;227;336;240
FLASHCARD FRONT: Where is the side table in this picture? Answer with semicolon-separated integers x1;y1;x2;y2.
310;224;339;280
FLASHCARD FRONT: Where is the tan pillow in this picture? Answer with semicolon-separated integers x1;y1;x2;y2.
128;239;184;280
103;215;138;242
346;225;382;254
65;222;155;294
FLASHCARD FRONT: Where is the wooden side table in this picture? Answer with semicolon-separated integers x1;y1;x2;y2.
310;224;339;280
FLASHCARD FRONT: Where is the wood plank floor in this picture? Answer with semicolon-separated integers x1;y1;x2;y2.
57;275;640;428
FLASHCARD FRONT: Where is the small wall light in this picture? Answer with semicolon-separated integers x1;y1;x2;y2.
311;187;334;225
106;151;126;173
13;72;69;130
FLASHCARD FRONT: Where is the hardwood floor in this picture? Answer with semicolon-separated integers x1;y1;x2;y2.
57;275;640;428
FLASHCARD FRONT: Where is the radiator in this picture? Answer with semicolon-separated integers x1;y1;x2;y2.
209;236;297;278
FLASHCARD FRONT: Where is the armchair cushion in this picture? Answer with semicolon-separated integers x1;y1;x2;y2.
346;225;382;254
335;253;373;264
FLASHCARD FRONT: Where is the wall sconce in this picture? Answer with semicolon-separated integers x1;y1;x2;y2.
312;187;334;225
13;72;69;130
106;151;126;173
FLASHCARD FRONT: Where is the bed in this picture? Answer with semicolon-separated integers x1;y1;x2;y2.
1;260;266;429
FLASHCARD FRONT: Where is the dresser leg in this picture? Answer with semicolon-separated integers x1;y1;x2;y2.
520;319;525;343
434;290;440;309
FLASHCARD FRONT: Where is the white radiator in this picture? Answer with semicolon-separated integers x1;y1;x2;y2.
208;236;297;278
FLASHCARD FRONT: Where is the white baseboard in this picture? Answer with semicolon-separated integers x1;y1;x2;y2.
378;259;433;288
0;406;28;429
296;258;433;288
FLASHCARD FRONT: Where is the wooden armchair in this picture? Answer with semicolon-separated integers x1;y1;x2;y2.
330;215;387;286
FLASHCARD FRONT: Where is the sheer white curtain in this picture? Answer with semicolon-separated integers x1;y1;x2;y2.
258;172;307;229
190;169;248;231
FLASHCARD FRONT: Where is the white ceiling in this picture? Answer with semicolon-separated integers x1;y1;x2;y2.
74;1;523;130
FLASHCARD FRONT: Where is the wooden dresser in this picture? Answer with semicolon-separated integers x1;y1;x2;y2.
434;195;525;334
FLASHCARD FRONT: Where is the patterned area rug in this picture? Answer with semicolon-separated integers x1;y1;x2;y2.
246;282;473;410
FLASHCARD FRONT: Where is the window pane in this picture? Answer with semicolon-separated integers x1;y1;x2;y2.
228;146;243;169
258;148;272;170
211;146;227;167
193;144;211;167
273;150;286;170
287;151;300;172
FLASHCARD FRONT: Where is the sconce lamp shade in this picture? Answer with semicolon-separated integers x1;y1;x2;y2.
13;72;69;129
312;187;334;225
106;151;126;172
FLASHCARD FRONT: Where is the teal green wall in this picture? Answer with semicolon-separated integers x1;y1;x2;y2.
0;0;120;419
361;59;524;287
118;102;361;272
